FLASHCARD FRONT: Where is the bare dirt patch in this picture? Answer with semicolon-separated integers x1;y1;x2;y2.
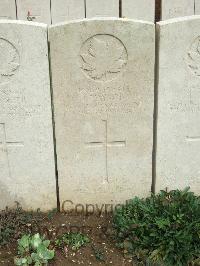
0;211;134;266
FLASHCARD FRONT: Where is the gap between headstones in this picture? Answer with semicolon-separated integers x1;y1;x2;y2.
47;34;60;211
152;23;160;194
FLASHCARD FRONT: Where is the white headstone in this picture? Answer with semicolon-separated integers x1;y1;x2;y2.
0;0;16;20
0;21;56;210
161;0;194;20
195;0;200;14
86;0;119;18
16;0;51;24
51;0;85;24
49;18;155;206
156;16;200;195
122;0;155;22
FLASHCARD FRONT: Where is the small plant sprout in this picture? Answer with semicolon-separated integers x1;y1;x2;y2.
55;232;90;251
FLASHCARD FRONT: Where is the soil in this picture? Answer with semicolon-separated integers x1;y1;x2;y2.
0;212;134;266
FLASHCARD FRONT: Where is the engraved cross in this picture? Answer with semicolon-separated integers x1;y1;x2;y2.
85;120;126;182
0;16;10;19
0;123;24;178
186;136;200;142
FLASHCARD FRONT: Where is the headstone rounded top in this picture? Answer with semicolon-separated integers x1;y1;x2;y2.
157;15;200;26
49;17;154;29
0;19;47;28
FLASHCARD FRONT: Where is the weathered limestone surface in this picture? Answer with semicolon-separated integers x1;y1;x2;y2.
122;0;155;22
49;18;155;206
51;0;85;24
16;0;51;24
156;16;200;195
86;0;119;18
0;0;16;20
161;0;194;20
0;21;56;210
195;0;200;14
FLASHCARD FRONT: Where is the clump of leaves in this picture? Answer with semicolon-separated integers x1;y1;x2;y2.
0;205;43;246
14;233;54;266
55;232;90;251
92;245;106;262
113;188;200;266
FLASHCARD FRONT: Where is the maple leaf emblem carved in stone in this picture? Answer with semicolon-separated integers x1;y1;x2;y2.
80;34;128;82
187;36;200;76
0;38;20;80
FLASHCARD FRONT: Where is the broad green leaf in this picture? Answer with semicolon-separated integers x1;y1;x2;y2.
31;234;42;250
